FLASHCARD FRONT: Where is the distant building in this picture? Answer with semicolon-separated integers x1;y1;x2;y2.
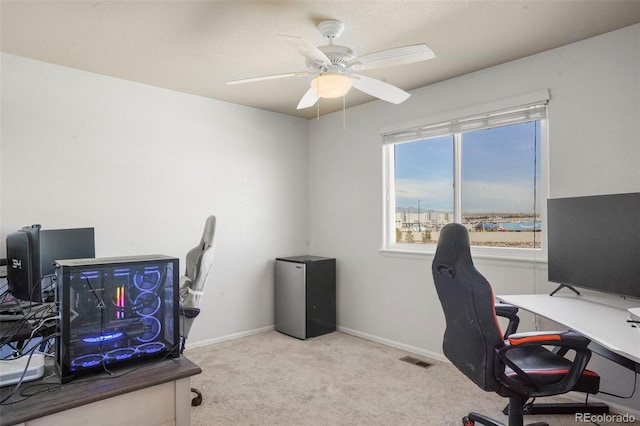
395;209;452;228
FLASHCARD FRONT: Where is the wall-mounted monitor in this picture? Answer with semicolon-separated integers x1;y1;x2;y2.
547;192;640;299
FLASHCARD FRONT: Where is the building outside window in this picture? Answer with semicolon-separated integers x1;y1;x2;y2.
383;101;547;256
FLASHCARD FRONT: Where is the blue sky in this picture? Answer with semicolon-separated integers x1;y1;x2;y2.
394;121;542;214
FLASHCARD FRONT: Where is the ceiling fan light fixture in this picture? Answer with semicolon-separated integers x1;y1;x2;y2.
310;73;352;98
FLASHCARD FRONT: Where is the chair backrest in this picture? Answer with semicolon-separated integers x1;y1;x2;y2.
180;215;216;307
431;223;504;391
185;215;216;283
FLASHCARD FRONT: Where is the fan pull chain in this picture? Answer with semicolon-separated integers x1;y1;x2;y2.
317;77;321;120
343;96;346;130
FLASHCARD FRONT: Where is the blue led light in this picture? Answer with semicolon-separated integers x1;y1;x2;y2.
82;332;124;343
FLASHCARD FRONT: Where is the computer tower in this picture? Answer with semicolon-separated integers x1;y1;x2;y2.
55;255;180;383
275;256;336;339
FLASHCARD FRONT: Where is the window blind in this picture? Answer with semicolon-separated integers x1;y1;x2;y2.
382;102;548;146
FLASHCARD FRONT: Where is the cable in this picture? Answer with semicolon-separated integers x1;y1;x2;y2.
532;120;538;249
29;315;60;342
80;273;114;376
178;298;188;353
4;340;184;404
0;335;57;405
0;303;58;353
14;382;63;404
66;339;183;385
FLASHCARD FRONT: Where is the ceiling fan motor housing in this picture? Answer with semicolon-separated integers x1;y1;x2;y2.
304;20;356;73
317;19;345;40
307;44;356;72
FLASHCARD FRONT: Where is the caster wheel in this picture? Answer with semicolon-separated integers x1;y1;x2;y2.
191;388;202;406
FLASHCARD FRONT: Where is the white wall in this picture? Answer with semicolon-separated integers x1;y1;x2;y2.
2;22;639;412
0;53;309;344
307;23;640;408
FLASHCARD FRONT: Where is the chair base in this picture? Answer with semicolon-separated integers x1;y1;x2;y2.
502;401;609;416
464;412;548;426
464;396;550;426
191;387;203;406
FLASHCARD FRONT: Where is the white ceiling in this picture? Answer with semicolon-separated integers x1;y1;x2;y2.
2;1;639;119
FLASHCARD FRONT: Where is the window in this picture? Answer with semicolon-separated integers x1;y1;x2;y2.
383;101;547;254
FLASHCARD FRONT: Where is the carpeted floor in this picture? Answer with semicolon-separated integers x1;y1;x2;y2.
185;331;637;425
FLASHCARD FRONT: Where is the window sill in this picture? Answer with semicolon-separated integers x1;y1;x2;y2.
379;247;548;265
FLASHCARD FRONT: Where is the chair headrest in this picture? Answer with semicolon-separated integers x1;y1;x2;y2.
434;223;473;270
200;215;216;248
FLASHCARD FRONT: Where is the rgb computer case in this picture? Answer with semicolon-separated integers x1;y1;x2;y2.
55;255;180;383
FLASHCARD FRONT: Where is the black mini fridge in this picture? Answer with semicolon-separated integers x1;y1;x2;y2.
275;256;336;339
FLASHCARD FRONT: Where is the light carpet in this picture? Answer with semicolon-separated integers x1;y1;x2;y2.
185;330;635;425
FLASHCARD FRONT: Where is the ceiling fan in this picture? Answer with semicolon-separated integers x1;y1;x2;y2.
226;19;436;109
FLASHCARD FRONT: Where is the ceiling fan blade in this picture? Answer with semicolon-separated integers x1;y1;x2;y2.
226;71;310;85
297;88;320;109
277;35;331;68
350;74;411;104
347;44;435;71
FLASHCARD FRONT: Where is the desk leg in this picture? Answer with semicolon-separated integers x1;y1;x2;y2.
175;377;192;425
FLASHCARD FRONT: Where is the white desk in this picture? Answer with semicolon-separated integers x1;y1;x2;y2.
498;292;640;371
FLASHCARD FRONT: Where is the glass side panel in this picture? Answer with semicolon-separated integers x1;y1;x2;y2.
64;260;177;373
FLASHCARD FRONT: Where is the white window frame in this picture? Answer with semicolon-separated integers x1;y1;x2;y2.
381;91;550;261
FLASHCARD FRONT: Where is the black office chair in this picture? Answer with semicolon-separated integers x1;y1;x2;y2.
431;223;600;426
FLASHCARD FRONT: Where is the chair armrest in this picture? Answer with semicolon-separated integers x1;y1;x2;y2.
495;331;593;397
179;307;201;319
495;303;519;338
507;330;590;349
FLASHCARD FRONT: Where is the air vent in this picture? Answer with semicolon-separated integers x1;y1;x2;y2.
399;356;432;369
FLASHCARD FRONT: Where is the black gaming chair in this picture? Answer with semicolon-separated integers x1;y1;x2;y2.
432;223;600;426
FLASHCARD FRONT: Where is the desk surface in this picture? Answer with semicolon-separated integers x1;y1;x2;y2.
498;293;640;369
0;355;201;426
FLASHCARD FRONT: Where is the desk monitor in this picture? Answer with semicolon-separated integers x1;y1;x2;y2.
39;228;95;278
547;192;640;299
6;225;95;302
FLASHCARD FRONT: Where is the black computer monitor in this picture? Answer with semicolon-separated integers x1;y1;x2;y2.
39;228;95;278
547;193;640;299
6;225;95;302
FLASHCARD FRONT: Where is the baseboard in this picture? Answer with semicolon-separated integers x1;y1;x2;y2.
337;326;448;363
186;324;448;363
185;325;275;350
